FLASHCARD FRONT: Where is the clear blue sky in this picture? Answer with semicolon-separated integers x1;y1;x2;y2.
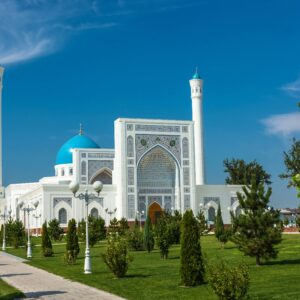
1;0;300;208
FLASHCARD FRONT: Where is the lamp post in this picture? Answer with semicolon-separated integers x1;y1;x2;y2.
105;208;117;224
21;201;39;258
0;208;11;251
32;213;41;237
69;180;103;274
136;210;144;230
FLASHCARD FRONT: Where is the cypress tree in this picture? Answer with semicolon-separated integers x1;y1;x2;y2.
180;210;205;286
196;210;207;235
144;214;154;253
215;203;225;246
231;178;282;265
65;219;80;263
41;221;53;257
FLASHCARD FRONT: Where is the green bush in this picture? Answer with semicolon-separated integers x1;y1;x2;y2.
5;219;25;248
107;217;120;236
41;221;53;257
102;235;133;278
196;210;208;235
48;219;64;241
119;218;129;235
207;260;250;300
65;219;80;264
155;214;173;259
127;228;145;251
144;214;154;253
180;210;205;286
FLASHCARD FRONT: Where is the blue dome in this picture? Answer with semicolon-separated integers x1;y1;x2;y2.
56;134;100;165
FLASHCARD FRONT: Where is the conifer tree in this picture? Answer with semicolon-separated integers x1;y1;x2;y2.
144;214;154;253
41;221;53;257
196;210;207;235
231;179;282;265
48;219;64;241
215;203;230;247
180;210;205;286
65;219;80;264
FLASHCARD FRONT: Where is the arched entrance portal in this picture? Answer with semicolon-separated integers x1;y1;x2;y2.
149;202;163;224
137;145;180;220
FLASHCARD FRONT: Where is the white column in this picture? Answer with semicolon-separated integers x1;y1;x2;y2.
190;74;205;185
0;67;4;188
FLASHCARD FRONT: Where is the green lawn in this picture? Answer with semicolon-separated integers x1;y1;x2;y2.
5;235;300;300
0;278;24;300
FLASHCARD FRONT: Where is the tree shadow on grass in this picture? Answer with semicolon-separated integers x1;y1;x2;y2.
264;259;300;266
168;256;180;260
124;274;151;279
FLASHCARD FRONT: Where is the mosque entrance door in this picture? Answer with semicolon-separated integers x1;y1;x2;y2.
149;202;163;224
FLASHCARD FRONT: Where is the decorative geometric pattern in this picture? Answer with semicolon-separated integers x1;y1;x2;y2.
204;197;220;206
182;137;189;159
182;126;189;133
128;195;135;219
184;187;190;193
136;134;181;164
183;160;189;166
88;153;114;158
164;196;172;211
128;167;134;185
53;197;72;208
81;161;87;175
184;195;190;210
127;159;134;165
127;124;134;131
127;136;134;157
88;160;114;182
148;196;162;206
135;124;180;132
183;167;190;186
139;188;173;194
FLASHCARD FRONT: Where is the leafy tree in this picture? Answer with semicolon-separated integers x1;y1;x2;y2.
280;138;300;188
144;214;154;253
224;158;271;185
102;235;133;278
41;221;53;257
231;179;282;265
207;260;250;300
48;219;64;241
77;216;105;247
155;214;173;259
65;219;80;264
196;210;207;235
180;210;205;286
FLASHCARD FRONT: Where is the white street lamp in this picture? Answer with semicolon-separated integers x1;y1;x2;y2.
136;210;144;230
32;213;41;237
69;180;103;274
105;208;117;223
22;201;39;258
0;207;11;251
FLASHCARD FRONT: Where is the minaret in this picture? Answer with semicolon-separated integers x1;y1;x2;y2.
0;66;4;188
190;69;205;185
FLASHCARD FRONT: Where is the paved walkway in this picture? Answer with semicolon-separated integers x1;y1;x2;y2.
0;252;124;300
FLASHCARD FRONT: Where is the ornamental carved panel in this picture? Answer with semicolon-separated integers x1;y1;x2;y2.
135;134;181;164
88;160;114;182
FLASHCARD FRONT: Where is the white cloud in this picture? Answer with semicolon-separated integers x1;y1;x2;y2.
261;112;300;136
281;78;300;98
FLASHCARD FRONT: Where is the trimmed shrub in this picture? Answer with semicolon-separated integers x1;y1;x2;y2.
144;214;154;253
119;218;129;236
196;210;208;235
207;260;250;300
127;228;145;251
41;221;53;257
65;219;80;264
102;235;133;278
180;210;205;286
48;219;64;241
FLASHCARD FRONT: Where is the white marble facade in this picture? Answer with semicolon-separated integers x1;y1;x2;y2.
0;72;243;230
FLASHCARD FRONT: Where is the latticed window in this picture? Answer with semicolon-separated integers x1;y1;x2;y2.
81;161;86;175
208;207;215;223
58;208;67;224
182;137;189;158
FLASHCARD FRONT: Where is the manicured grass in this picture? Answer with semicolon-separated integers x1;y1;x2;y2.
0;278;24;300
5;235;300;299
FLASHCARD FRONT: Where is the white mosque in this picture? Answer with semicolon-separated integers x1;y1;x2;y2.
0;66;242;231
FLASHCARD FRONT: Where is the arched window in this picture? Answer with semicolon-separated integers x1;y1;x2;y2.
58;208;67;224
208;207;216;223
90;169;112;185
182;137;189;158
81;161;87;175
61;168;65;176
127;136;134;157
91;207;99;219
